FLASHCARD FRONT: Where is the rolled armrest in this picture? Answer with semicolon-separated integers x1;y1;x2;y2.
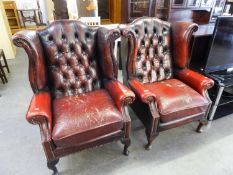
176;69;214;96
129;79;156;104
26;92;52;133
104;80;135;111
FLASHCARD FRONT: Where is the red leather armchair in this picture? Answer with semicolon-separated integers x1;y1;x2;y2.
12;20;135;173
121;17;214;150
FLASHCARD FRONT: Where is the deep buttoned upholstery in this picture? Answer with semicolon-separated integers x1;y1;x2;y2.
12;20;135;173
38;22;101;98
121;17;214;150
123;18;172;83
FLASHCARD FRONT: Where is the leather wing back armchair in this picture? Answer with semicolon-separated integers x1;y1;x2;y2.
121;17;214;150
12;20;135;173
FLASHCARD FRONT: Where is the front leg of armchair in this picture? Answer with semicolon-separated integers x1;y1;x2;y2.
128;79;160;150
104;79;135;155
144;101;160;150
26;92;59;173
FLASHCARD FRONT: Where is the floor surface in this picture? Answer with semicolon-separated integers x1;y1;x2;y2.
0;48;233;175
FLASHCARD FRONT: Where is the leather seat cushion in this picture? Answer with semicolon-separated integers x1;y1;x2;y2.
144;79;209;123
52;89;123;147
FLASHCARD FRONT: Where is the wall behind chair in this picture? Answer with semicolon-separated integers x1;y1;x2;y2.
0;1;16;59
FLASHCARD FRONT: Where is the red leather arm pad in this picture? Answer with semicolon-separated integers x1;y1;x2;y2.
104;80;135;111
26;92;52;133
177;69;214;96
129;79;156;103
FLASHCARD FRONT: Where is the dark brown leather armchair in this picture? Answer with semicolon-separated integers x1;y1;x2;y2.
121;17;214;150
12;20;135;173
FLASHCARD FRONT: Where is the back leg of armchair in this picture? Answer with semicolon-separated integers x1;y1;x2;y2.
196;120;208;133
47;159;59;174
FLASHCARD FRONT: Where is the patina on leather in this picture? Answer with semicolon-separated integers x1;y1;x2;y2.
122;18;172;83
12;20;135;173
121;17;214;150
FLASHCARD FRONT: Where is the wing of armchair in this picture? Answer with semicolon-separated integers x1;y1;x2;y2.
12;20;135;173
121;17;214;150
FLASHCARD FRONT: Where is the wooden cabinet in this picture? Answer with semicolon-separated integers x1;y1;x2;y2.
121;0;154;23
155;0;171;20
3;1;21;34
172;0;187;8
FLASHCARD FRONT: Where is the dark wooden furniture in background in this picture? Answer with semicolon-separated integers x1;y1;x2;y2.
3;1;21;34
0;49;10;84
17;9;40;27
121;0;226;24
154;0;171;21
121;17;214;150
52;0;69;20
122;0;155;23
12;20;135;174
98;0;122;24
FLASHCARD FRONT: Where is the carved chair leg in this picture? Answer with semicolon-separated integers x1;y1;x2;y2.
47;159;59;174
196;120;208;133
122;138;131;156
145;130;158;150
144;116;159;150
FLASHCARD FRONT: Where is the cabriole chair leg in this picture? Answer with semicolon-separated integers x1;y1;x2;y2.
47;159;59;175
122;138;131;156
196;120;208;133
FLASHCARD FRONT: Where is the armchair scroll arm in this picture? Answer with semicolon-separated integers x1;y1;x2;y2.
26;92;52;141
128;79;156;104
176;68;214;96
104;80;135;112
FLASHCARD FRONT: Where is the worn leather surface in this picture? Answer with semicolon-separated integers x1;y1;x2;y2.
176;68;214;96
52;89;124;147
129;79;156;103
104;80;135;112
121;17;173;83
26;92;52;133
144;79;209;123
38;20;101;98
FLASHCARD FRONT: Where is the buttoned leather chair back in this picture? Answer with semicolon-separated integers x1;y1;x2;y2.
121;17;214;150
12;20;135;173
125;18;173;83
38;21;101;98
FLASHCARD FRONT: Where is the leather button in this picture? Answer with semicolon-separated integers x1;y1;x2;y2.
48;35;53;41
74;32;79;39
61;34;66;40
153;26;157;34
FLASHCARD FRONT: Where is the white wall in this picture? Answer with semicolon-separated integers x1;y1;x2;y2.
0;1;16;59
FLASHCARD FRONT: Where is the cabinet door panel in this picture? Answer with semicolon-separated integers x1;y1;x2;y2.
172;0;187;8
